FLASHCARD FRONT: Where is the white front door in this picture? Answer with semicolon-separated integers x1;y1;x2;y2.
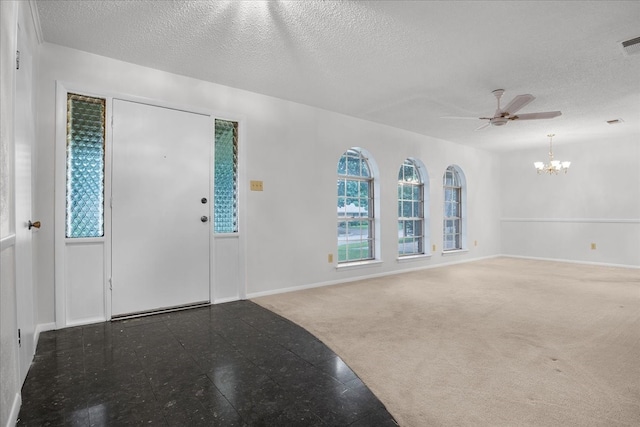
111;99;211;317
15;23;36;384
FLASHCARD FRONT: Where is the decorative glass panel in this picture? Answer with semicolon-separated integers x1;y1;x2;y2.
66;93;105;238
214;119;238;233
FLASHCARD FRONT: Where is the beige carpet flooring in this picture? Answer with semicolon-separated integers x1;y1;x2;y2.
253;257;640;427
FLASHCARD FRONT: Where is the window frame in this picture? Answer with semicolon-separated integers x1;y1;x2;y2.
397;159;425;257
337;148;375;264
65;93;106;239
443;165;463;251
213;119;239;234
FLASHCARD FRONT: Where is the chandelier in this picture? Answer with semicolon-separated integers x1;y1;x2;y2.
534;134;570;174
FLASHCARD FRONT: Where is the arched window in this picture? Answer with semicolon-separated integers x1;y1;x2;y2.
337;149;374;263
443;165;465;251
398;159;426;256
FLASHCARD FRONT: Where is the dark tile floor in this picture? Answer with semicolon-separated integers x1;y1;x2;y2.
17;301;398;426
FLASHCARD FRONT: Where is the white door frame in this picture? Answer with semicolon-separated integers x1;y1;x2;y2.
54;83;247;327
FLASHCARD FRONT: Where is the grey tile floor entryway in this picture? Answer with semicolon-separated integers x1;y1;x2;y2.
17;301;398;426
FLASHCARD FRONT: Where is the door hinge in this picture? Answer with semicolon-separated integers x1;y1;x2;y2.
109;277;113;291
18;328;21;347
16;50;20;70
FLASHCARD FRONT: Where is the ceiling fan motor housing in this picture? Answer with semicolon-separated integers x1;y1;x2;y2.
491;117;509;126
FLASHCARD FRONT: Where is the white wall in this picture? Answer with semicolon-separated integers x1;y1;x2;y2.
34;42;502;325
6;11;636;425
500;137;640;267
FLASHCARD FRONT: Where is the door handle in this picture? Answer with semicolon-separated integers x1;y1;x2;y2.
201;216;209;223
28;220;41;230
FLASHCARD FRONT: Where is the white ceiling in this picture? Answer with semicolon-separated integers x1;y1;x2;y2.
34;0;640;152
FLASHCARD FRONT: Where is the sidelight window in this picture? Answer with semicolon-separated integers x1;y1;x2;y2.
214;119;238;233
65;93;106;238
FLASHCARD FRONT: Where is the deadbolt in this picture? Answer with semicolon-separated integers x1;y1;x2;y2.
201;216;209;223
201;198;207;204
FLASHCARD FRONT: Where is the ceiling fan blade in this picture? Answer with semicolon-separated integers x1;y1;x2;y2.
475;122;491;131
440;116;479;120
512;111;562;121
503;94;535;115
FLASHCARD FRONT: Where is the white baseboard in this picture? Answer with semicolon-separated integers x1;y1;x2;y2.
248;278;346;300
7;392;21;427
64;317;106;328
501;254;640;269
248;255;501;300
500;217;640;224
34;322;56;352
213;296;240;304
35;322;56;334
35;321;56;339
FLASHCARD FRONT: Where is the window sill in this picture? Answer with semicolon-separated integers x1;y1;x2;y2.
441;249;469;256
65;237;105;244
214;233;240;239
396;254;432;263
336;259;383;270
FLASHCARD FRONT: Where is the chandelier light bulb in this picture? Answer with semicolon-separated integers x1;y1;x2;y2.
533;134;570;175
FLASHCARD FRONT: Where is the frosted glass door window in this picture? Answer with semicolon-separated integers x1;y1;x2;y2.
65;94;106;238
214;119;238;233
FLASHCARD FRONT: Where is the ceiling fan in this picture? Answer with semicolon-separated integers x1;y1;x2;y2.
446;89;562;130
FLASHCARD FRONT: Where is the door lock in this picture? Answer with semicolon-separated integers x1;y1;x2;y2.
201;216;209;223
201;198;207;204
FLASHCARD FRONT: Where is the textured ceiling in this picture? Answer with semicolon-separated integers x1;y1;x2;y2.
35;0;640;152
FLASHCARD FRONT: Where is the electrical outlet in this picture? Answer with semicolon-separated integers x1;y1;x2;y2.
591;243;596;250
328;254;333;263
250;180;263;191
